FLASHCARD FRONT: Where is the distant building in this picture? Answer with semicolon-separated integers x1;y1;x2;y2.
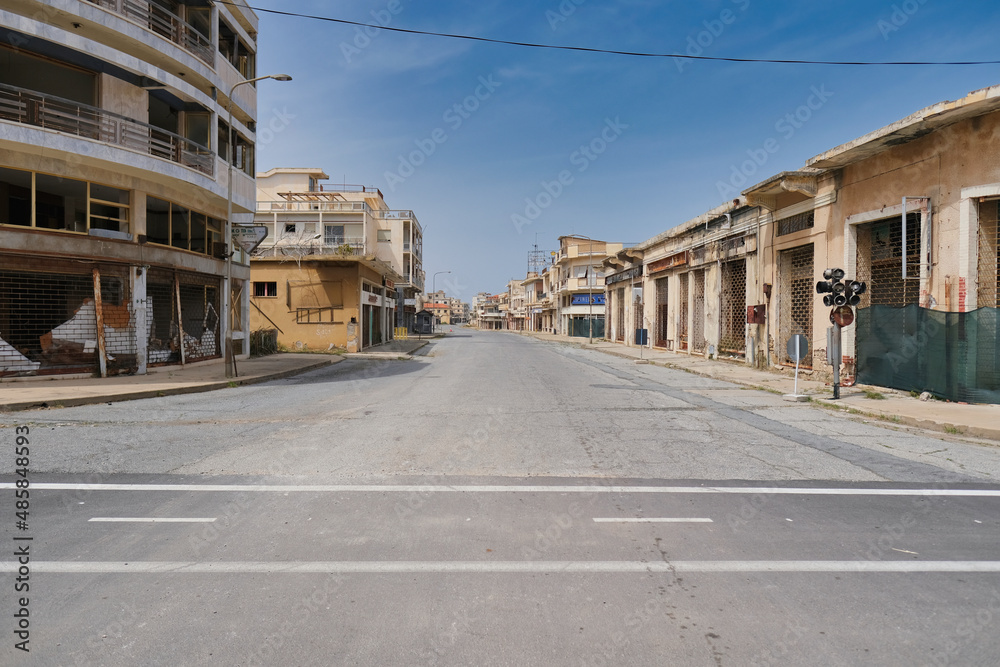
552;236;623;338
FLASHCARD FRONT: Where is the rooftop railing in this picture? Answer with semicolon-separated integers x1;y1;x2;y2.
318;184;383;198
0;83;214;176
257;201;371;213
85;0;214;65
377;209;416;219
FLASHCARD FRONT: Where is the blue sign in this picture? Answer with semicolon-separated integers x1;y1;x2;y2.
572;294;605;305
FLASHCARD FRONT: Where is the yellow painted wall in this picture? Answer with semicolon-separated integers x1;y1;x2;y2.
249;260;385;351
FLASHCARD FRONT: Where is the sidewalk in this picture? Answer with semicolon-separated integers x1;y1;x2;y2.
520;331;1000;443
0;338;430;412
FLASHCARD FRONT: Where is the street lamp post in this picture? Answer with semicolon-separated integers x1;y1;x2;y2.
432;270;451;331
224;73;292;378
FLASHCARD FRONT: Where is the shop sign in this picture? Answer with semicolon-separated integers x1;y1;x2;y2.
647;251;688;274
231;225;268;254
572;294;606;305
605;266;643;286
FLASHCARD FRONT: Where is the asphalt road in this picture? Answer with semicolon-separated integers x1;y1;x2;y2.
2;330;999;666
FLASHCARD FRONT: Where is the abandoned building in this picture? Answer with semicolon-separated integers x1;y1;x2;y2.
0;0;263;377
249;168;425;351
605;84;1000;403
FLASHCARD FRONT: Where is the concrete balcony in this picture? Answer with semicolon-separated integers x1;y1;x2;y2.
84;0;213;66
0;82;214;176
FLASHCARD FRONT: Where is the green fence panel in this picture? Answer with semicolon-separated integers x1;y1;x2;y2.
857;305;1000;403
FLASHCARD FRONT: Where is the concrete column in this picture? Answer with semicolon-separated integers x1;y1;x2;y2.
133;265;147;375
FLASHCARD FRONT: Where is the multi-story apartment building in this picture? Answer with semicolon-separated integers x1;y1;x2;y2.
448;297;469;324
420;290;449;325
1;0;264;377
249;168;423;350
521;272;544;332
552;235;623;338
506;279;526;331
473;292;506;330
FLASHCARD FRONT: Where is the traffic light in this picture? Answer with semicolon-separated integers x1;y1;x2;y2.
816;268;846;307
816;268;866;323
846;280;866;306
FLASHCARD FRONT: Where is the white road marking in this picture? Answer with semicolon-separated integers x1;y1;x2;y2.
88;518;216;523
5;483;1000;497
1;561;998;574
593;518;713;523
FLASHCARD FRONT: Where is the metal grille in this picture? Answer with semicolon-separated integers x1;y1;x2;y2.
615;287;625;342
655;276;669;348
777;211;815;236
147;270;221;365
0;263;135;376
720;259;747;356
678;272;689;350
856;213;920;307
979;200;1000;308
778;244;814;367
692;270;706;353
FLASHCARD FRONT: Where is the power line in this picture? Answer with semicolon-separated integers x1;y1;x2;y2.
225;2;1000;66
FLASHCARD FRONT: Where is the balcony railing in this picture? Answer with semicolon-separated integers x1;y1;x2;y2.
85;0;214;65
257;201;370;213
254;238;368;257
377;209;415;220
0;83;214;176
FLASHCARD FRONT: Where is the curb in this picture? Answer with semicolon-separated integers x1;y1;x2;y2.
0;357;337;412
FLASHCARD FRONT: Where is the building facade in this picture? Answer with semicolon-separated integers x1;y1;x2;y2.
604;84;1000;402
1;0;261;377
250;168;422;349
553;236;622;338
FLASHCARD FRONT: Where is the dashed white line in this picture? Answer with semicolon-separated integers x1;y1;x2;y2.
88;518;217;523
593;518;713;523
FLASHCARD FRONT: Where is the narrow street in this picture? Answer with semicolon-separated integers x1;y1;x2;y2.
3;330;999;665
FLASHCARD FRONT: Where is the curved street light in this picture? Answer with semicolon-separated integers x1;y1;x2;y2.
225;74;292;378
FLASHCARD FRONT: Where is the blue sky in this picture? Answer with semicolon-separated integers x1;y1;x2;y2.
253;0;1000;300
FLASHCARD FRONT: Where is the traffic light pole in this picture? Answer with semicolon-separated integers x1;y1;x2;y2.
832;322;841;400
817;267;865;401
